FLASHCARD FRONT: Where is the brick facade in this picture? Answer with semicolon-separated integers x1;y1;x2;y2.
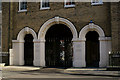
2;2;120;66
2;2;112;50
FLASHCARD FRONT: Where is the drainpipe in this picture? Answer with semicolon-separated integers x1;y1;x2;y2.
8;1;13;65
8;2;11;65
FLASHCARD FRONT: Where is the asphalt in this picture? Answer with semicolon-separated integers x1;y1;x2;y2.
0;66;120;80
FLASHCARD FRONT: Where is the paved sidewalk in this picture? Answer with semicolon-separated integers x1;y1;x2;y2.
64;68;120;77
1;66;120;79
2;66;41;71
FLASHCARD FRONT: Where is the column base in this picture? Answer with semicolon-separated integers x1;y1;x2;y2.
33;60;40;66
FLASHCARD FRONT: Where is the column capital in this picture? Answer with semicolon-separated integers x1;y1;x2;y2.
12;40;24;43
33;39;40;43
99;37;111;41
72;38;86;42
39;39;46;43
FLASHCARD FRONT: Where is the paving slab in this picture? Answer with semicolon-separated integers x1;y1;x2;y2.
0;66;120;79
64;68;120;77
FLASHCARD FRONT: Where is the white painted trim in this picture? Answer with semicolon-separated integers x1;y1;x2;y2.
40;7;50;10
64;5;75;8
40;0;50;10
18;10;27;12
91;2;103;5
18;0;27;12
91;0;103;5
64;0;75;8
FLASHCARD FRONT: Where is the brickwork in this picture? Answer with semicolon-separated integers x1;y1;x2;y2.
111;2;120;51
2;2;9;52
2;2;120;65
2;2;112;52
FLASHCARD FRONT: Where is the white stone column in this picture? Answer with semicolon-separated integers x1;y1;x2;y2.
19;40;24;65
33;40;41;66
12;40;20;65
12;40;24;65
39;39;46;67
9;49;13;65
73;39;86;67
105;37;112;66
99;37;111;67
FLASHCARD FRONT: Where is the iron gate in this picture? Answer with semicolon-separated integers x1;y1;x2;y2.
45;37;73;68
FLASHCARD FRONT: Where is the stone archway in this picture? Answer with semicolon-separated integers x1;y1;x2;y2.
79;23;105;40
37;17;78;67
73;23;111;67
10;27;37;66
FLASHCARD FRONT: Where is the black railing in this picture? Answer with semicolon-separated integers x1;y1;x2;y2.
109;51;120;67
0;52;9;56
0;52;9;64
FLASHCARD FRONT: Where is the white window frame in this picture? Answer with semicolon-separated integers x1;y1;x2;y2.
64;0;75;8
91;0;103;5
40;0;50;10
18;0;27;12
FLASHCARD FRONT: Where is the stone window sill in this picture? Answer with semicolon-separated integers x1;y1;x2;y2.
18;10;27;12
40;7;50;10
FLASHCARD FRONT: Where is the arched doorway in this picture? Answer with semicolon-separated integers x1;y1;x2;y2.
45;24;73;68
85;31;100;67
38;17;78;67
77;23;111;67
11;27;37;66
24;34;34;66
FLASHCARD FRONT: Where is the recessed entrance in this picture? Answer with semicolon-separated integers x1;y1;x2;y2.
24;34;34;66
85;31;100;67
45;24;73;68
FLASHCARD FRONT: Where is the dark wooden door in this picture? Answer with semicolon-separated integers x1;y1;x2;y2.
24;34;34;66
86;31;99;67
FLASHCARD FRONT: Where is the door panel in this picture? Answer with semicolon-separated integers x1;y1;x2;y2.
86;31;99;68
24;34;34;66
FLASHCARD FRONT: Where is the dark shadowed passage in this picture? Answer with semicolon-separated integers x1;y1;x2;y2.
86;31;100;68
45;24;73;68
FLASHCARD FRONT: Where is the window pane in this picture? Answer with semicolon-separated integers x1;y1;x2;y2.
66;0;75;5
92;0;102;3
92;0;96;3
42;0;49;8
20;0;27;10
71;0;75;5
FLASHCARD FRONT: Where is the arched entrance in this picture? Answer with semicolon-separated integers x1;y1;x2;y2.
45;24;73;68
38;17;78;67
86;31;99;67
77;23;111;67
24;34;34;66
11;27;37;66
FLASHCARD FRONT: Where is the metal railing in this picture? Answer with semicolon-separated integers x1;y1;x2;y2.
0;52;9;63
109;51;120;67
